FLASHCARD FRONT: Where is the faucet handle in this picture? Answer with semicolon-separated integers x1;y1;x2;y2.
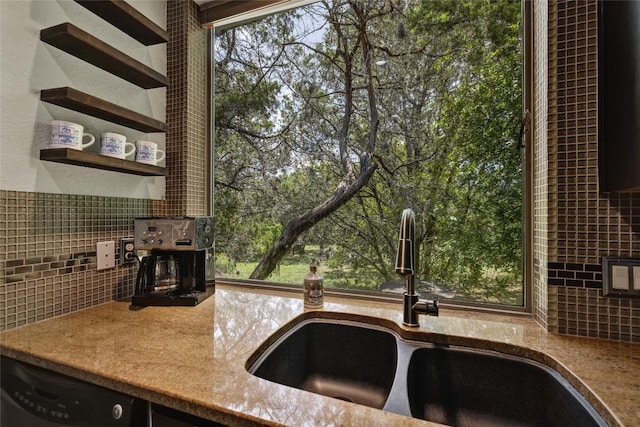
413;299;439;316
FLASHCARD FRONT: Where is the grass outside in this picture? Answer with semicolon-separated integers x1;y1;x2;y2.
233;260;382;290
218;246;523;305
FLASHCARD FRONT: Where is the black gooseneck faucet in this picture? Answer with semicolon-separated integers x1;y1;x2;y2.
395;208;439;326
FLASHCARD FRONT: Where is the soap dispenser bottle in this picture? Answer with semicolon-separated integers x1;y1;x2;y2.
304;264;324;308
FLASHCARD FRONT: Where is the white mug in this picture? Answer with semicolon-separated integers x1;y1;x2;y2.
100;133;135;159
49;120;95;150
135;140;165;165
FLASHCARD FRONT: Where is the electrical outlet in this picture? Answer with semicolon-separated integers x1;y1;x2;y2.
96;241;116;270
120;237;136;265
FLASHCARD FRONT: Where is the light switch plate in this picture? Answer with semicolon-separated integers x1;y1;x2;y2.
97;241;116;270
634;266;640;291
611;265;629;290
602;257;640;298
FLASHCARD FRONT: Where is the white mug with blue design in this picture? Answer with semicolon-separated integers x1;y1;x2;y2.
135;140;165;165
100;133;135;159
49;120;95;150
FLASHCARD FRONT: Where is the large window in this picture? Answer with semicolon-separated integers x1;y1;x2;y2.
212;0;525;307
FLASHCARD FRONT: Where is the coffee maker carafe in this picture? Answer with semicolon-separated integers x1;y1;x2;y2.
137;253;178;294
132;217;214;307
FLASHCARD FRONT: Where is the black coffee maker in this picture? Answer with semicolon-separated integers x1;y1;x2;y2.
131;217;214;307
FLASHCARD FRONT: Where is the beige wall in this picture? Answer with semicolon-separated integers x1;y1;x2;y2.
0;0;166;199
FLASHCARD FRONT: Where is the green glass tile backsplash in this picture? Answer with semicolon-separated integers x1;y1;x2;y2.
0;190;156;331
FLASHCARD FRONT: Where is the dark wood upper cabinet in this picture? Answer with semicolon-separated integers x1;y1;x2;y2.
598;0;640;192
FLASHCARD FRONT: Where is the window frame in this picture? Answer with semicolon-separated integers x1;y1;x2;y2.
206;0;534;315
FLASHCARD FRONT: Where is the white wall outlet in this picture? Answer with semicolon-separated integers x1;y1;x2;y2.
97;241;116;270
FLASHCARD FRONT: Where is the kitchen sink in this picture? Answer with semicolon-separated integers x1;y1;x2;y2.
249;319;398;408
406;346;606;427
247;315;607;426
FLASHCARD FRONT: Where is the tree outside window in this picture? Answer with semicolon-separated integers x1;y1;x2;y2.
213;0;524;306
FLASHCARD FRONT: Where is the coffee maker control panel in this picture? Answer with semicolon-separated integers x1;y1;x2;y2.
134;217;214;251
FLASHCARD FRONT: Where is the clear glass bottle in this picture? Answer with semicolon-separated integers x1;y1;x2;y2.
303;264;324;308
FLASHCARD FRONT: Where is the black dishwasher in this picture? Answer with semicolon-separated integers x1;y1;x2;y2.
151;404;227;427
1;356;147;427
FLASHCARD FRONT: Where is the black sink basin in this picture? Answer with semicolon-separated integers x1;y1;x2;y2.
406;345;606;427
249;319;398;408
248;316;607;426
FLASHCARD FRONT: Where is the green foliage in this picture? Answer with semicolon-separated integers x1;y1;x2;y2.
406;0;523;297
232;258;382;291
215;252;237;276
251;221;283;255
213;0;524;305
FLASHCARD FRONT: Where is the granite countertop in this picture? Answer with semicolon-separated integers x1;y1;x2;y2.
1;284;639;426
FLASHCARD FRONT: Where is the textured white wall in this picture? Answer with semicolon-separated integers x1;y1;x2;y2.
0;0;167;199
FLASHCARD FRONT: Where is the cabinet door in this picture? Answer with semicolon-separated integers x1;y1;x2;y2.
599;0;640;192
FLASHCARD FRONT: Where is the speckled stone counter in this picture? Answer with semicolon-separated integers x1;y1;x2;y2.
1;285;639;426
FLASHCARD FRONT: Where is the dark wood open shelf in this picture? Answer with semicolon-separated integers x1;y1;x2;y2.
41;23;168;89
74;0;169;46
41;87;168;133
40;148;166;176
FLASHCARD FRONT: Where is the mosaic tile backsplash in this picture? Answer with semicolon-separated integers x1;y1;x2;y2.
547;261;640;343
537;0;640;343
0;190;158;331
533;0;550;329
166;0;208;217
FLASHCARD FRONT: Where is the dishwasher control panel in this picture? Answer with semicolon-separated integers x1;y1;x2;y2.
1;356;146;426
